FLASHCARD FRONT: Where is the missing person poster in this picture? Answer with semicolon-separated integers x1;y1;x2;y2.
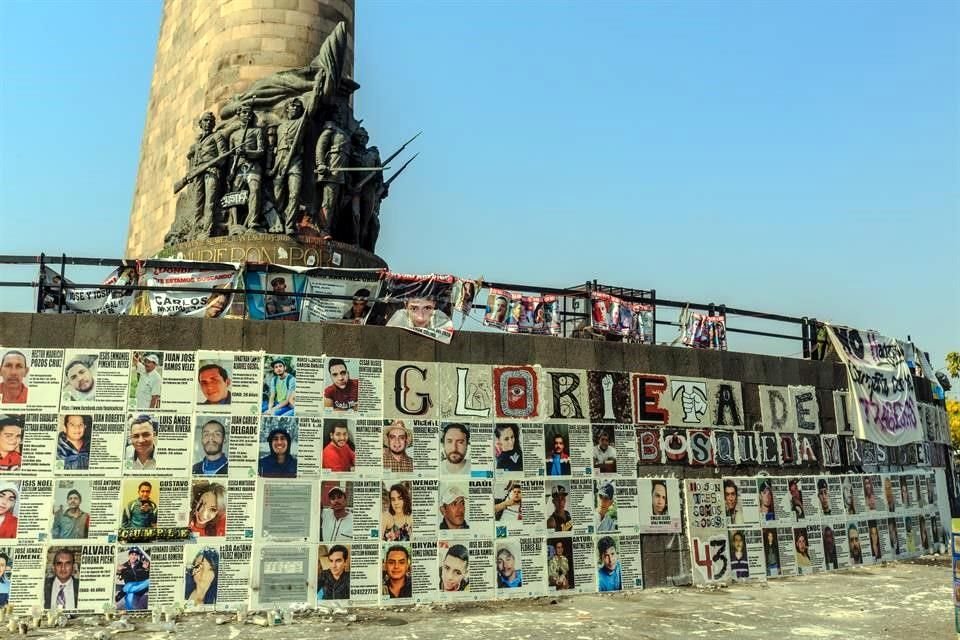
61;411;125;475
121;412;192;477
60;350;131;411
244;267;306;322
322;357;383;418
728;527;766;582
383;273;456;344
638;477;681;533
302;271;382;325
483;289;518;331
0;348;64;412
722;477;760;526
195;351;263;415
15;413;57;476
183;543;252;610
595;478;640;533
11;478;53;541
127;351;198;412
252;543;314;609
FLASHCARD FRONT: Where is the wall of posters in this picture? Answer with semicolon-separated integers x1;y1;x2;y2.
0;343;951;613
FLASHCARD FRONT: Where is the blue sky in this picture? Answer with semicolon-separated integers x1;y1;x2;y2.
0;1;957;373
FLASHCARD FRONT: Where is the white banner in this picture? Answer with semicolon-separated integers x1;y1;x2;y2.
825;325;922;447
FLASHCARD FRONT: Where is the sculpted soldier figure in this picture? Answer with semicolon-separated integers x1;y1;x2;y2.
186;112;228;237
348;127;387;248
315;105;350;236
269;67;327;234
227;103;266;231
270;99;308;233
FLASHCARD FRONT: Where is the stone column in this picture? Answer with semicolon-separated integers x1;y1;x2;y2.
125;0;355;259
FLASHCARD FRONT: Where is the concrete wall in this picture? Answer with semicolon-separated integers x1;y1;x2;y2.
126;0;355;259
1;312;855;587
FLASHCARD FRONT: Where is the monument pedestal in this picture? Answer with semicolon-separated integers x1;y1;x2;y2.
156;232;388;270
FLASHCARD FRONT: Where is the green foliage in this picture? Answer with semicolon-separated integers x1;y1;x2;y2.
947;352;960;379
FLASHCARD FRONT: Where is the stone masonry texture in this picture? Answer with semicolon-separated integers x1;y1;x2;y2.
125;0;355;258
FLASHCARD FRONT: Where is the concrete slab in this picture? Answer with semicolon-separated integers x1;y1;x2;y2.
0;312;33;347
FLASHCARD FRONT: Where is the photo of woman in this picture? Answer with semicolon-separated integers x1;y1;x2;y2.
189;482;226;537
494;424;522;472
382;483;412;541
184;548;218;605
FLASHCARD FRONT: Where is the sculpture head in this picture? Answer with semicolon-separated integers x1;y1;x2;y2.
237;103;257;126
285;98;304;119
352;127;369;147
198;112;216;133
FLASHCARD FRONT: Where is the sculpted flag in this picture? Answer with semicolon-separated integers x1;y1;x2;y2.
825;324;922;447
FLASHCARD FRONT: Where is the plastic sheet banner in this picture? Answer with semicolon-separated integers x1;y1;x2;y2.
483;288;519;331
383;273;455;344
589;293;653;342
244;266;306;321
682;313;727;350
141;263;241;318
825;324;922;447
38;266;138;315
302;270;382;325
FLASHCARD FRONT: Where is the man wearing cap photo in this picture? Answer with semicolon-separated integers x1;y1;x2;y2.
597;482;618;532
0;350;30;404
439;484;469;530
321;485;353;541
264;276;298;319
132;353;162;410
547;484;573;532
383;420;413;473
0;482;20;538
262;359;296;416
440;424;470;475
0;416;23;471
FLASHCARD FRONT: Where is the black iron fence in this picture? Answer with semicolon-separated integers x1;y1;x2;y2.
0;253;821;357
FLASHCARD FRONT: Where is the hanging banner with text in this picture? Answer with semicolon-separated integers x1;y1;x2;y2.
825;324;922;447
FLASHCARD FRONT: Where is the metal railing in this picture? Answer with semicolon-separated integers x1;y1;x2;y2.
0;253;819;356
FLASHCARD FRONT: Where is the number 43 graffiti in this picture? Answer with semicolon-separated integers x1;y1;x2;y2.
692;536;729;582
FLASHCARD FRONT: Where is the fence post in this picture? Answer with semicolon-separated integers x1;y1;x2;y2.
36;253;46;313
57;253;67;314
650;288;657;345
